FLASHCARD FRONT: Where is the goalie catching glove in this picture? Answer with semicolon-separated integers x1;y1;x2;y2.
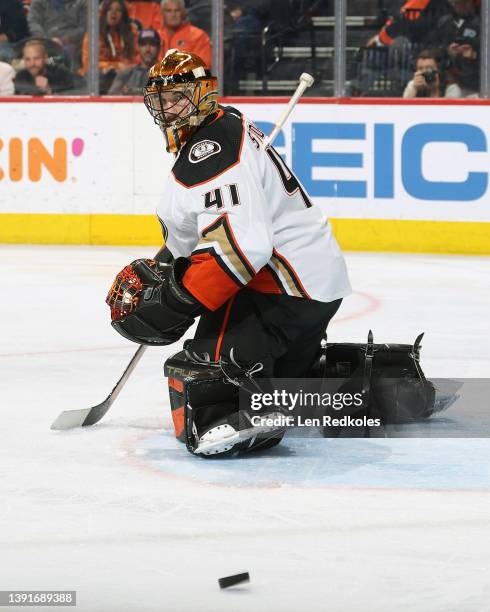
106;257;205;346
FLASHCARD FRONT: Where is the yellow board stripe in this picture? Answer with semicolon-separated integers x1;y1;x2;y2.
1;213;490;254
329;218;490;255
0;214;162;246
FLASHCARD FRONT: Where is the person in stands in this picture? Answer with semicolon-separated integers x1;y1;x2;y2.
0;60;15;95
0;0;29;62
157;0;211;67
81;0;138;93
108;28;161;94
403;49;447;97
445;24;480;97
27;0;87;70
14;39;75;94
0;0;29;44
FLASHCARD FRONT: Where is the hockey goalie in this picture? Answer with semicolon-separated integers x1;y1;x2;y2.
106;50;436;457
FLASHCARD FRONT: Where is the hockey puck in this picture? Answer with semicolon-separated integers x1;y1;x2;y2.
218;572;250;589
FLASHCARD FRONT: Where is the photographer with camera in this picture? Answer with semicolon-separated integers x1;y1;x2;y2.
403;49;445;97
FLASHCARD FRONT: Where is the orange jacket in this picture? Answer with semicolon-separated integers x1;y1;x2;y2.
157;21;212;68
81;28;138;75
126;1;162;30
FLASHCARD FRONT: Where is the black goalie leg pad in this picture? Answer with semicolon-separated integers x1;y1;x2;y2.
164;349;285;457
313;331;436;436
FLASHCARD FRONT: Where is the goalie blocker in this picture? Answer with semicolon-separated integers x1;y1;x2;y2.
164;331;436;456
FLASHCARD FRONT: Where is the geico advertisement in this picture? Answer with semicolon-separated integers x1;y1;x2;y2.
1;101;489;221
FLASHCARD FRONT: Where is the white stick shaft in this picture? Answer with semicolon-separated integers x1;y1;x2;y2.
264;75;314;147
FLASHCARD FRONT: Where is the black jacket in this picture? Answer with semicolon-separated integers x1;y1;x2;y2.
0;0;29;43
425;13;480;52
14;65;74;95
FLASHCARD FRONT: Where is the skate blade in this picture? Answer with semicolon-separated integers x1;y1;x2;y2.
194;423;283;456
194;428;240;455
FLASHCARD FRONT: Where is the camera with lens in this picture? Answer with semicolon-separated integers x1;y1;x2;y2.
422;68;438;84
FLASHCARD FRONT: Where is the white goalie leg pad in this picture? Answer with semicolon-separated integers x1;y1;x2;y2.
194;410;285;456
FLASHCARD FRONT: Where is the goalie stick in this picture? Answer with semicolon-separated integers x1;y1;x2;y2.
50;72;315;431
50;343;147;430
50;244;171;430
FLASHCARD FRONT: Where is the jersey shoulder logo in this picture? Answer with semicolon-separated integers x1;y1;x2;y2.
189;140;221;163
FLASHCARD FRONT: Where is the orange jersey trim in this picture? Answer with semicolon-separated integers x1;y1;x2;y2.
247;266;284;295
182;252;241;311
208;108;225;125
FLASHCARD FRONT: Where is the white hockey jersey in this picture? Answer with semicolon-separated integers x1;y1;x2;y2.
156;106;351;311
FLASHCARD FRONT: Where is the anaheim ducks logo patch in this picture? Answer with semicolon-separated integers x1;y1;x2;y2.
189;140;221;163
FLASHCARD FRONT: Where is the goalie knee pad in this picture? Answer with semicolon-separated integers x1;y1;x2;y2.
164;348;285;456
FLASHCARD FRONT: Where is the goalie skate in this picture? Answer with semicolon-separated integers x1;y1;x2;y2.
194;410;286;456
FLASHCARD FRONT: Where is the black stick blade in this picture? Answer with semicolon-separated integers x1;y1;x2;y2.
51;397;113;430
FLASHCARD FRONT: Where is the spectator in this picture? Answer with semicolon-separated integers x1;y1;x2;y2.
367;0;451;48
445;24;480;97
27;0;86;70
229;3;262;34
14;39;75;94
184;0;212;32
108;28;160;94
224;2;262;93
0;0;29;43
81;0;138;93
425;0;479;53
157;0;211;67
0;60;15;95
126;0;161;31
403;49;446;97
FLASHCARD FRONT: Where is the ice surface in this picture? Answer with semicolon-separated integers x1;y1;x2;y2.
1;246;490;612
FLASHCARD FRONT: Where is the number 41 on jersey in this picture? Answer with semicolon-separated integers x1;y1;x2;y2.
203;184;240;210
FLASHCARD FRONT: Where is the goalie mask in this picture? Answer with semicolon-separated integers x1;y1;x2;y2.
143;49;218;154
